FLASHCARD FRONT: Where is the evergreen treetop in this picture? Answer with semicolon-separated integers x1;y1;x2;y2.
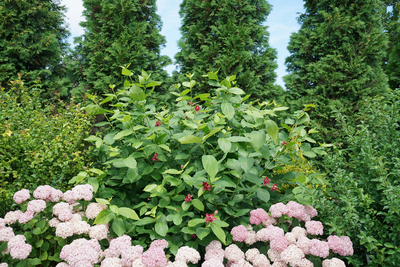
174;0;284;100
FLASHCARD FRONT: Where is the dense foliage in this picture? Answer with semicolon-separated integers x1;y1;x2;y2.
65;0;171;100
173;0;284;100
284;0;389;143
294;89;400;266
0;0;70;97
0;76;93;217
77;67;330;257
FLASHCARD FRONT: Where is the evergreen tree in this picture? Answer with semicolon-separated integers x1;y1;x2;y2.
382;1;400;89
284;0;389;140
173;0;284;100
0;0;70;95
69;0;171;99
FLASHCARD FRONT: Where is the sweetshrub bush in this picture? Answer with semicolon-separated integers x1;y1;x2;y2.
0;75;93;217
78;68;331;255
293;89;400;266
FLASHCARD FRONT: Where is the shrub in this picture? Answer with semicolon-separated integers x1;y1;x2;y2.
78;68;330;255
0;185;353;266
293;89;400;266
0;75;93;217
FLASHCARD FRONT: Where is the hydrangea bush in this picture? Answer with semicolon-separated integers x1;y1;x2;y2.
0;184;353;266
78;68;331;254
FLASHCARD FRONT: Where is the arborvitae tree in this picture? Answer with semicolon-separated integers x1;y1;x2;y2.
382;1;400;89
0;0;70;95
69;0;171;100
284;0;389;141
173;0;284;100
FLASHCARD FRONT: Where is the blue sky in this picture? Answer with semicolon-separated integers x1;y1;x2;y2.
61;0;305;89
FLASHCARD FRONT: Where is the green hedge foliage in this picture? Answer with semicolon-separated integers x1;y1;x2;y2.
0;76;93;217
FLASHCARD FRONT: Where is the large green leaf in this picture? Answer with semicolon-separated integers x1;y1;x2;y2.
94;209;115;224
256;188;270;203
114;129;134;140
221;103;235;120
196;227;211;240
133;217;156;226
203;127;221;142
265;120;279;141
191;199;204;211
239;157;254;172
129;84;145;101
211;223;226;244
218;138;232;154
250;131;266;151
202;155;219;179
119;208;139;220
123;156;137;168
155;220;168;237
112;218;126;236
179;135;202;144
188;218;206;227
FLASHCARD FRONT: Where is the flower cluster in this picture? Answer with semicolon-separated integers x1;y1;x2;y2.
227;201;353;267
152;153;159;162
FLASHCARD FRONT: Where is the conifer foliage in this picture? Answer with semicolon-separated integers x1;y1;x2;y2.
0;0;70;91
69;0;171;99
283;0;389;139
174;0;283;99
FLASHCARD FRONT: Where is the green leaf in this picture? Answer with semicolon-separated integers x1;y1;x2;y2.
228;87;245;95
94;209;115;224
96;198;110;205
265;120;279;141
88;168;104;175
158;144;171;152
191;199;204;211
133;217;156;226
221;103;235;120
202;155;219;179
203;127;221;142
212;220;229;228
126;168;141;183
114;129;133;140
146;81;162;87
218;138;231;154
239;157;254;172
121;67;132;76
35;239;43;248
119;208;139;220
162;169;183;175
84;135;102;142
123;156;137;169
155;221;168;236
208;72;218;80
179;135;202;144
38;251;47;261
188;218;206;227
112;218;126;236
129;84;146;101
210;223;226;244
303;151;316;158
143;184;157;192
88;177;99;193
250;131;266;151
175;153;190;160
196;227;211;240
226;136;250;142
173;213;183;225
273;107;289;111
182;201;191;211
256;188;270;203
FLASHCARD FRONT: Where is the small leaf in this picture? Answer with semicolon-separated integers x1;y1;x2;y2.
303;151;316;158
210;223;226;244
218;138;231;154
179;135;202;144
162;169;183;175
123;156;137;169
203;127;221;142
146;81;162;87
94;209;115;224
221;103;235;120
196;227;211;240
256;188;270;203
265;120;279;141
202;155;219;179
188;218;206;227
119;208;139;220
129;84;146;101
112;218;126;236
228;87;245;95
250;131;266;151
114;129;134;140
191;199;204;211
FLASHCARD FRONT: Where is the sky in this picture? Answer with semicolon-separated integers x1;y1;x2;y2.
60;0;305;90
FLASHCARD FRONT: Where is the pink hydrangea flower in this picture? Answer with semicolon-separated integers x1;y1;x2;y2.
231;225;248;242
286;201;305;219
150;239;169;249
245;248;260;263
0;263;8;267
267;248;282;262
252;254;270;267
33;185;53;200
7;235;26;249
4;210;22;225
309;239;330;258
322;258;346;267
270;236;288;252
62;190;77;204
244;230;257;245
299;258;313;267
60;238;101;266
304;205;318;218
296;236;311;254
53;202;71;216
269;203;288;218
27;199;47;213
72;184;93;201
224;244;245;263
204;248;225;261
202;258;224;267
121;245;143;267
249;208;269;225
0;218;5;229
175;246;200;264
55;222;75;239
305;220;323;235
89;224;109;241
280;244;305;266
339;236;354;256
206;240;222;252
142;247;167;267
18;211;34;224
0;227;14;242
13;189;30;204
104;235;132;258
262;216;277;227
263;225;285;241
101;258;122;267
10;243;32;260
291;226;307;240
